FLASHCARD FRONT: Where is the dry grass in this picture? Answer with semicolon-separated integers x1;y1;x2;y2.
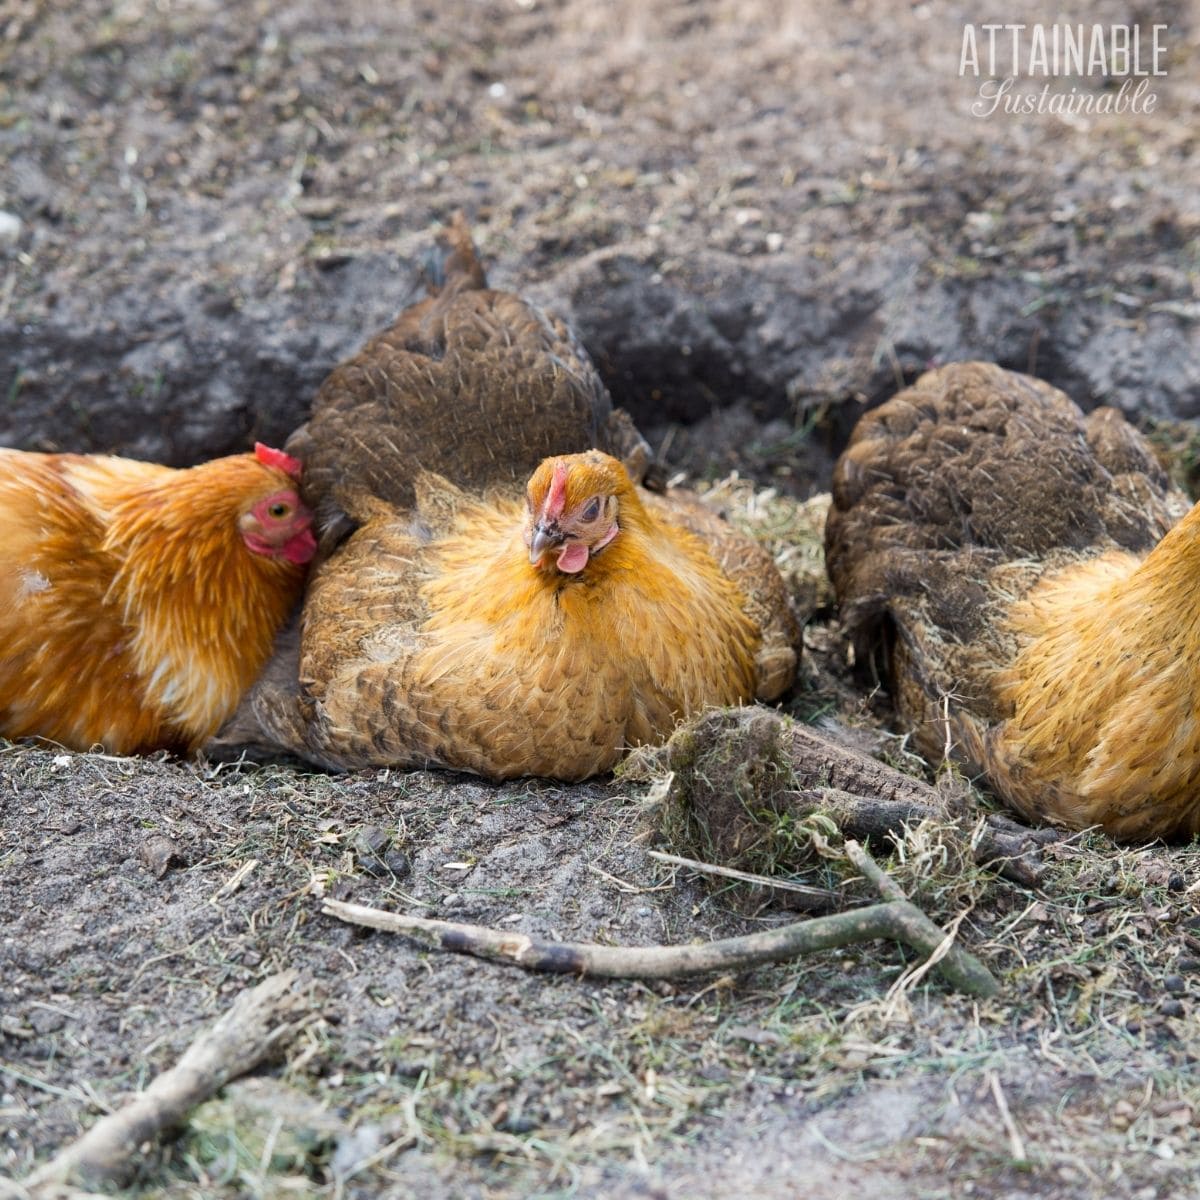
694;473;834;623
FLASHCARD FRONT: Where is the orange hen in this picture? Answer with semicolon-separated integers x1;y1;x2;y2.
219;450;780;780
0;443;316;755
213;216;797;779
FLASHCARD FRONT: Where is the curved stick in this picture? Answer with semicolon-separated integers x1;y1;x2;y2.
323;891;999;998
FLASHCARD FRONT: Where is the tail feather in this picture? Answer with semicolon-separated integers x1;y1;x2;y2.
422;210;488;296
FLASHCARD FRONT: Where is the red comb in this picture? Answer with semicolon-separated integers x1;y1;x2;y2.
545;461;569;520
254;442;302;481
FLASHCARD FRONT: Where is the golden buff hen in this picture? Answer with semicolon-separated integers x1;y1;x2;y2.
0;443;315;755
246;450;775;779
825;360;1200;841
213;219;798;778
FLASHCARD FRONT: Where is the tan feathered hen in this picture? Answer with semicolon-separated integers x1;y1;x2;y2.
826;360;1200;841
214;220;797;778
271;450;771;778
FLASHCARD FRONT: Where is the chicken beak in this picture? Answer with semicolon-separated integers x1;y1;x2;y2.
529;524;561;564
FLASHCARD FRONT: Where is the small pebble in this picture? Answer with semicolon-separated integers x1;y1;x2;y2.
27;1008;66;1035
1164;974;1186;995
1159;998;1186;1018
353;824;410;876
353;824;388;858
501;1113;538;1134
383;849;411;877
139;833;183;879
0;211;21;245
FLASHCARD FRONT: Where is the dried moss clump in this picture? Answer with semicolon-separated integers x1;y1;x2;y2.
185;1079;346;1192
655;706;819;876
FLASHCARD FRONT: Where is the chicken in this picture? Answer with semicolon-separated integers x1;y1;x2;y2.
288;211;656;540
639;486;798;702
224;449;783;778
0;442;316;755
825;360;1199;840
213;218;798;778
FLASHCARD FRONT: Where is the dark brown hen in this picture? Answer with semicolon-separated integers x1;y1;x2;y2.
826;360;1200;840
289;212;652;537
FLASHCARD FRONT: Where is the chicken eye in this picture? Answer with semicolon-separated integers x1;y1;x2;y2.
268;502;291;519
581;498;601;522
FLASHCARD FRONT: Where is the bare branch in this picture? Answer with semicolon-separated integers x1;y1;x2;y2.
323;893;999;998
23;972;314;1193
843;838;995;996
647;849;841;910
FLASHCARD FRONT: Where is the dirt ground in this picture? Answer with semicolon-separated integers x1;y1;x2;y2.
3;1;1200;1197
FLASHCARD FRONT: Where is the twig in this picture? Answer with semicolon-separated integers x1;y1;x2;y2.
647;849;841;908
23;971;313;1192
322;892;999;997
843;838;906;902
0;1063;95;1104
586;861;674;894
843;839;995;997
816;787;1048;888
987;1069;1028;1162
210;858;259;903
